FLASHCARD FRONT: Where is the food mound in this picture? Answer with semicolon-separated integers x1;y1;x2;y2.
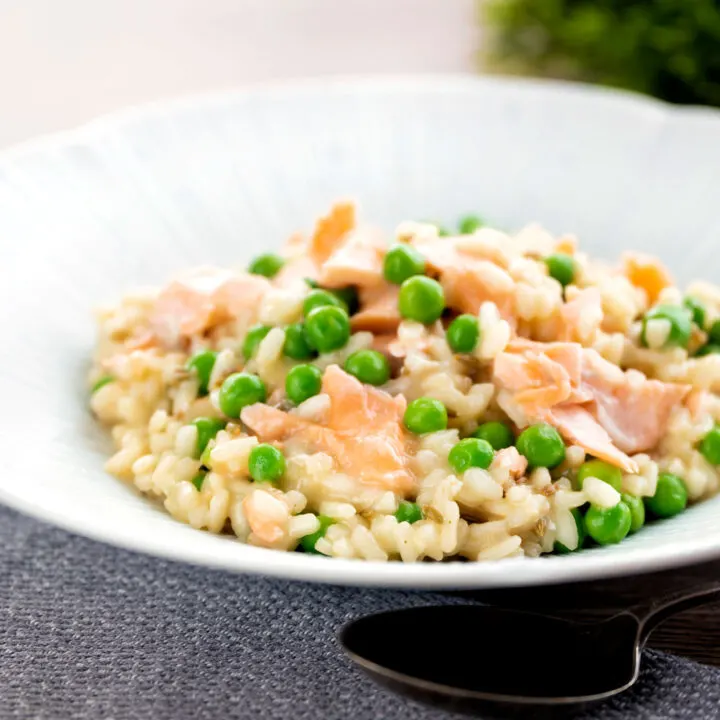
89;203;720;562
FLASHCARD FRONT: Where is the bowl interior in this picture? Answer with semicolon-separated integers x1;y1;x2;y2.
1;76;720;588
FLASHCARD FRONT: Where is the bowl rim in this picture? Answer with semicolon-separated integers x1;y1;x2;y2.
2;73;720;589
1;73;719;164
5;484;720;589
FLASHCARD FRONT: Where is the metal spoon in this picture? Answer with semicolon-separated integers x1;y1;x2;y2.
340;582;720;716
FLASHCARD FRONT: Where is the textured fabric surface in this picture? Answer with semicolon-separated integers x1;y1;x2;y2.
1;505;720;720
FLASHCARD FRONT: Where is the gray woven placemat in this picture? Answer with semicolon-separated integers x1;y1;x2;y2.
1;505;719;720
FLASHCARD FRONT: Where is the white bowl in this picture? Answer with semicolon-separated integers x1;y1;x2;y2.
1;75;720;589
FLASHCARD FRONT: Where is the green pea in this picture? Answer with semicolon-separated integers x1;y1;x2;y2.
199;443;213;469
91;375;115;394
695;343;720;357
186;350;217;396
304;305;351;353
242;325;272;360
641;305;692;349
516;424;566;468
283;323;316;360
218;372;267;418
303;288;346;316
458;214;484;235
383;244;426;285
403;397;448;435
684;296;706;328
394;501;423;525
344;350;390;386
398;276;445;324
248;253;285;278
446;314;480;353
710;320;720;345
285;364;323;405
304;278;320;289
554;508;586;554
472;421;514;450
544;253;575;287
700;426;720;465
191;472;207;492
248;443;286;483
299;515;335;554
645;472;688;518
622;494;645;534
448;438;494;474
192;417;226;459
584;502;632;545
575;459;623;492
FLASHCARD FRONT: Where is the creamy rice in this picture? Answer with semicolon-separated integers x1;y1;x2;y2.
89;203;720;562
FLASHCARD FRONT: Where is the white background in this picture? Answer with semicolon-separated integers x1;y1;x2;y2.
0;0;478;148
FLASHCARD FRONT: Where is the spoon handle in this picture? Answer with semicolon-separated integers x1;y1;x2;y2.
633;582;720;646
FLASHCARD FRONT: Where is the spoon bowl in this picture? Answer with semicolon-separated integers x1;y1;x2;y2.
342;606;640;714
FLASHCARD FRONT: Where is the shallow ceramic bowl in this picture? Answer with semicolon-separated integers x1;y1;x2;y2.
1;76;720;589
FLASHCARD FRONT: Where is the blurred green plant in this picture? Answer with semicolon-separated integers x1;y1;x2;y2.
482;0;720;107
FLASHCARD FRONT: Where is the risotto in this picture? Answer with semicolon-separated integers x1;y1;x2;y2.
89;203;720;562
